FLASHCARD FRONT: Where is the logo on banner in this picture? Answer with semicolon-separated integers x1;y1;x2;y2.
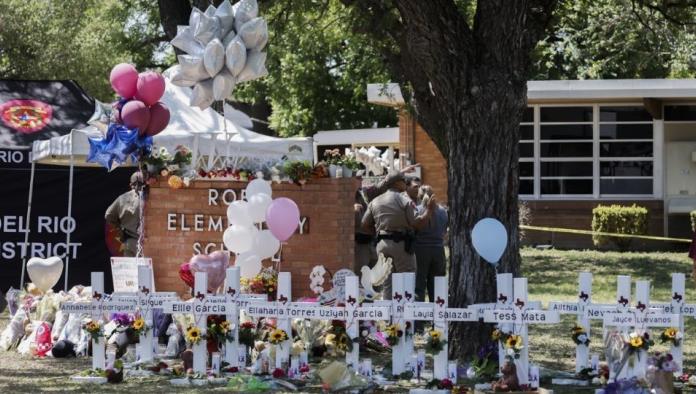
0;99;53;133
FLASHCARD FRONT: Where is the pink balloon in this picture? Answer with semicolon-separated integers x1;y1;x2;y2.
143;102;170;136
189;251;230;292
135;71;166;106
109;63;139;99
121;100;150;132
265;197;300;242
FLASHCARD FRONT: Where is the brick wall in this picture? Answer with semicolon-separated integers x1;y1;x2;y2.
143;178;358;299
399;111;449;205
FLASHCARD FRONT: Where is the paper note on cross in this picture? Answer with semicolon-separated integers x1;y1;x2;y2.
59;272;136;370
484;277;559;385
404;276;478;379
162;272;237;374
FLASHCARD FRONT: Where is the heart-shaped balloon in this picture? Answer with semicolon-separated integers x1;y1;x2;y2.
188;251;230;292
179;262;194;288
26;256;63;293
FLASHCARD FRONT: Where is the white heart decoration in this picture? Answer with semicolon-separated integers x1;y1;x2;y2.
26;256;64;293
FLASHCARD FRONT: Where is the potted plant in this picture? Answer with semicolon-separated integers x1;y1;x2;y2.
342;156;360;178
323;149;342;178
283;160;313;185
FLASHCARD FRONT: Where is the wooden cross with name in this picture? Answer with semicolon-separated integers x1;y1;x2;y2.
403;275;479;380
112;266;178;363
649;273;695;375
548;272;613;373
59;272;137;371
245;273;391;370
162;272;237;374
603;279;680;380
483;277;560;386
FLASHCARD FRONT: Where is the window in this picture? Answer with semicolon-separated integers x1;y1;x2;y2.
598;106;653;195
520;105;655;198
665;105;696;121
519;109;534;195
538;106;593;195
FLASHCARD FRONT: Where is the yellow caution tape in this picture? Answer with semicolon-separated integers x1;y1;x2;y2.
520;225;692;243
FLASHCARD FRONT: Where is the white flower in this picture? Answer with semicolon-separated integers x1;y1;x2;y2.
506;348;515;356
676;331;684;340
591;377;600;385
689;375;696;385
159;147;168;156
151;150;160;159
578;334;588;343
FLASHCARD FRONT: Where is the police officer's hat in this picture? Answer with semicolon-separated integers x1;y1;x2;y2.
382;172;406;188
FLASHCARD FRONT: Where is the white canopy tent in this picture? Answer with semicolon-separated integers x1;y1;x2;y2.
23;68;312;290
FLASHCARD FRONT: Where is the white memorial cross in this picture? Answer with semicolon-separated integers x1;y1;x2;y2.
245;273;391;369
603;280;680;380
548;272;614;373
162;272;237;374
484;277;560;385
59;272;136;370
404;276;478;379
650;273;694;375
113;266;178;363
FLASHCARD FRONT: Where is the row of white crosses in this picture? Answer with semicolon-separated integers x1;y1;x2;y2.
550;272;690;380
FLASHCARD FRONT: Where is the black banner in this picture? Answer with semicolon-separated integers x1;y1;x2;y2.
0;152;132;293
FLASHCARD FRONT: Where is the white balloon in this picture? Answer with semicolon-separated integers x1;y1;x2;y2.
204;4;216;17
236;252;262;279
247;193;272;223
190;79;214;110
223;225;257;254
238;17;268;51
222;30;237;48
170;65;198;87
171;25;203;56
213;70;236;100
471;218;508;265
189;8;202;29
203;38;225;78
251;229;280;260
194;8;220;45
215;0;235;36
27;256;64;293
178;54;208;81
246;178;272;199
87;100;111;133
227;200;253;227
225;37;247;76
233;0;259;32
237;51;267;83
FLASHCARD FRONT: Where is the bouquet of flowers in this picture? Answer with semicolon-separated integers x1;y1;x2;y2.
283;160;313;185
648;352;679;373
131;316;149;336
241;268;278;300
572;325;590;346
325;320;356;354
83;320;103;341
625;331;653;356
239;321;257;348
425;329;447;355
323;149;343;166
208;315;234;344
492;328;523;361
659;327;682;347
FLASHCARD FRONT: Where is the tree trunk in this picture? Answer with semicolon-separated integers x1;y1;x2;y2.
446;76;526;357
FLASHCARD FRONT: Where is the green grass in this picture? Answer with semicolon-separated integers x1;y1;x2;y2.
523;248;696;373
0;248;694;392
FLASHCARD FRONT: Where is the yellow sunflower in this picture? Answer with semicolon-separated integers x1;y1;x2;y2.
269;328;288;344
491;329;502;341
187;326;202;344
220;321;231;333
664;328;677;339
132;318;145;331
629;336;644;348
429;330;442;341
505;335;523;350
86;321;100;332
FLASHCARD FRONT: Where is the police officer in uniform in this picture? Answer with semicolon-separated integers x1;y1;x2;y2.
105;172;144;257
361;172;435;299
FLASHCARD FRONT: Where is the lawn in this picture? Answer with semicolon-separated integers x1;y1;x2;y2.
0;248;694;392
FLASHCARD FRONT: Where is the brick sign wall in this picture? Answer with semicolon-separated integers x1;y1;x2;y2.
143;178;358;298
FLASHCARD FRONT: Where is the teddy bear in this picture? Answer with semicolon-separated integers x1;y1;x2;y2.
492;360;520;392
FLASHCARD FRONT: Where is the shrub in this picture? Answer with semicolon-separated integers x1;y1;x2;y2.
591;204;648;251
691;210;696;233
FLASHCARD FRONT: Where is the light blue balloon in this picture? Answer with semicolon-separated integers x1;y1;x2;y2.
471;218;508;265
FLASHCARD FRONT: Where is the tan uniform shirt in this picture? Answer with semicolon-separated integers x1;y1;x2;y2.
105;190;141;239
362;189;417;233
